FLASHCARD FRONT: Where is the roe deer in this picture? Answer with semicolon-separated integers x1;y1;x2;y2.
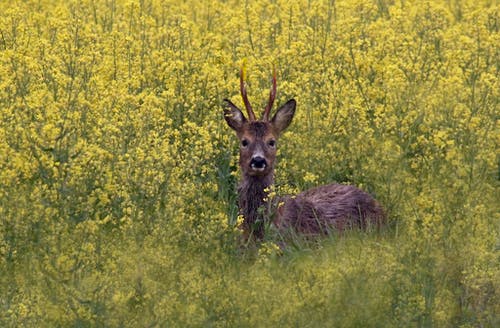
223;68;384;240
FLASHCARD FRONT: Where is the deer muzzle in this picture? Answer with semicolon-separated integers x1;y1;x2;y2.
250;156;267;172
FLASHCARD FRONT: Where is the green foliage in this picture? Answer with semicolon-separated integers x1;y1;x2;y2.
0;0;498;326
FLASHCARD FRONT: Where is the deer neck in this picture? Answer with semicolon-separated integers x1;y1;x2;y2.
238;172;274;239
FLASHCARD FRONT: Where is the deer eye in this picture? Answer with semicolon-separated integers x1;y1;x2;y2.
241;139;249;148
267;139;276;147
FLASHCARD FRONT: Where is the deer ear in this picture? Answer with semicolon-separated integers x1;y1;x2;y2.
223;99;247;131
271;99;296;133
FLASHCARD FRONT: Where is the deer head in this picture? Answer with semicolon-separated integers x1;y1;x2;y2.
223;68;296;178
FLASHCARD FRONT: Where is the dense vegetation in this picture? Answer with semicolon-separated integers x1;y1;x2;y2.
1;0;498;326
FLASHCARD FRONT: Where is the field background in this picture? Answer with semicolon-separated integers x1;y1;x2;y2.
1;0;499;326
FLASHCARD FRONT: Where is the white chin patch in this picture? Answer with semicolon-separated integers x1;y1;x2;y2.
250;165;266;172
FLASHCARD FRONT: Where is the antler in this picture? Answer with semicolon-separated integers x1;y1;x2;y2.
263;67;277;121
240;67;256;121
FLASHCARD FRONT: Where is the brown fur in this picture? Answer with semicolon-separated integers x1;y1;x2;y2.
275;184;385;235
238;174;273;240
236;122;278;179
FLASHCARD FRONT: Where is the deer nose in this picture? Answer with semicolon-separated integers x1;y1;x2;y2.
250;156;267;170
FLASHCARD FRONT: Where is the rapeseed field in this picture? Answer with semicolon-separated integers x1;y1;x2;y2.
0;0;498;326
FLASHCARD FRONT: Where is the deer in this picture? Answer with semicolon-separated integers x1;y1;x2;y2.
223;68;385;240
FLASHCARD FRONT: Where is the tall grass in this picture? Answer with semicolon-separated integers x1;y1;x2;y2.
0;0;498;326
